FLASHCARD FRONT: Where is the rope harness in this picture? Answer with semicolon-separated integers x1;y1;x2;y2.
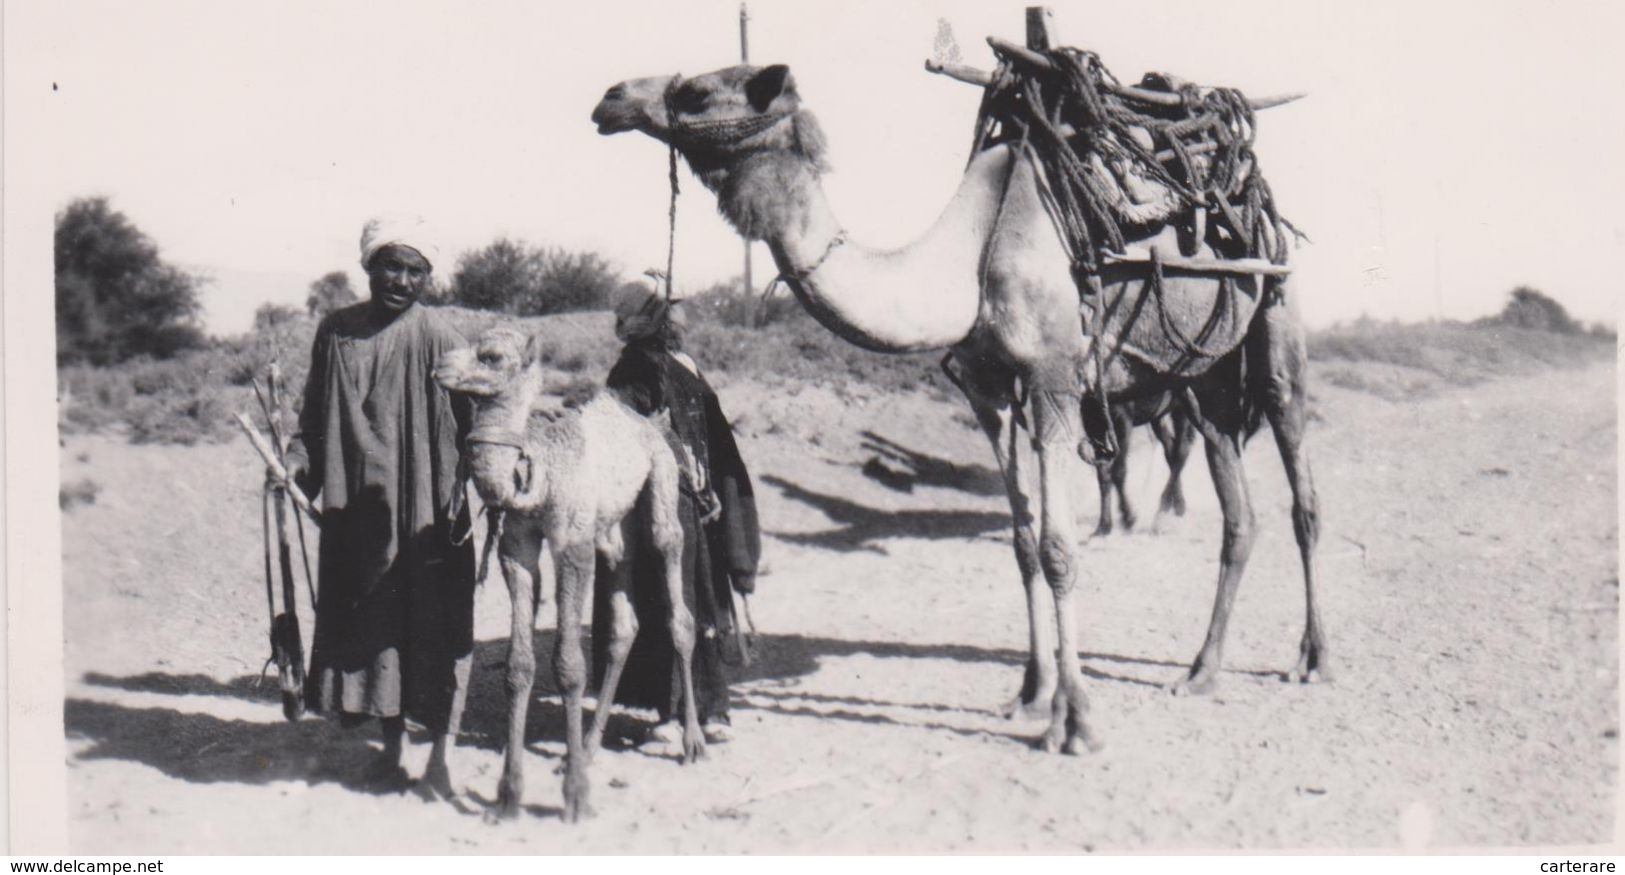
972;48;1300;464
460;425;533;587
758;229;847;311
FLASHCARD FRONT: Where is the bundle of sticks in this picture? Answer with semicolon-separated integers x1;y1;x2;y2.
234;365;320;722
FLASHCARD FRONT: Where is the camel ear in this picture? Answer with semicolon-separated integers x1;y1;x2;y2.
746;64;794;112
523;333;547;366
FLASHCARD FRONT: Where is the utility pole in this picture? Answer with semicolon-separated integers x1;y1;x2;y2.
740;3;754;305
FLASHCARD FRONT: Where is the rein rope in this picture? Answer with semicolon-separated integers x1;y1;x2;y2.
759;230;847;310
663;75;684;303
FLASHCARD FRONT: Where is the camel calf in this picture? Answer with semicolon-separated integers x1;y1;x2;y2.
434;327;704;822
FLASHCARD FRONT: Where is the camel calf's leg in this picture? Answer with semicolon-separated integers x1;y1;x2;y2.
586;524;640;761
492;524;544;821
647;456;706;763
553;542;595;822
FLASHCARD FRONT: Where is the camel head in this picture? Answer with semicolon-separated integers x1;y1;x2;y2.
434;326;546;405
593;63;829;240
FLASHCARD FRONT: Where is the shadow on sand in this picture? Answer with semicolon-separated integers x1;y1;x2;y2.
70;625;1243;799
761;474;1009;553
856;431;1004;498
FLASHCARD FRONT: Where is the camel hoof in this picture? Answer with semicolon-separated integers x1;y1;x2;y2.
1062;732;1105;756
1168;672;1217;697
561;797;594;823
1036;714;1069;754
483;804;521;825
1286;658;1333;685
485;801;521;824
1001;693;1054;722
561;776;592;823
1091;523;1113;539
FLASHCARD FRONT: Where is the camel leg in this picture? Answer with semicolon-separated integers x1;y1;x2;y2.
553;541;594;822
1250;285;1332;683
491;523;544;821
1111;408;1137;533
955;367;1056;720
1171;389;1255;696
1091;406;1135;537
1153;408;1195;520
1272;401;1330;683
1031;385;1102;755
1094;462;1115;537
585;528;639;762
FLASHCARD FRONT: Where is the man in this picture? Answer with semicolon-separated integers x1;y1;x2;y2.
592;285;761;751
285;216;475;797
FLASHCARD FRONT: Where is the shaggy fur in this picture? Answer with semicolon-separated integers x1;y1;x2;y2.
434;327;705;823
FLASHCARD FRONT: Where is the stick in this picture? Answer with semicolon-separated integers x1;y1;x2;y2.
928;43;1305;110
1103;248;1293;276
234;413;322;525
1025;7;1055;52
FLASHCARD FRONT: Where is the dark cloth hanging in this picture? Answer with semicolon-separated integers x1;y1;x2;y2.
591;340;761;724
291;302;476;735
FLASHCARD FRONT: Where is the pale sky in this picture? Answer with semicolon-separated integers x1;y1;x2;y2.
14;0;1624;335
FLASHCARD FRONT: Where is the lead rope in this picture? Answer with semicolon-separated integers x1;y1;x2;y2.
664;75;683;304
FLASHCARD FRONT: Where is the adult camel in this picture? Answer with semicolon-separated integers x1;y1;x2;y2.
592;62;1329;755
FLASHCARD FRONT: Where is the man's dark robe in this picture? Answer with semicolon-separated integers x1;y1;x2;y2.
293;302;475;735
592;341;761;724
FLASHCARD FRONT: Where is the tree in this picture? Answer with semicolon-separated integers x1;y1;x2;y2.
1489;285;1582;334
449;238;546;312
253;302;302;332
305;270;358;317
55;197;207;364
449;238;620;315
536;247;620;314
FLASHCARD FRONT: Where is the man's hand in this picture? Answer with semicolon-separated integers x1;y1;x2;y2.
265;462;310;496
732;570;756;595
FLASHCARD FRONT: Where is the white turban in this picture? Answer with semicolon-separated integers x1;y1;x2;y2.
359;215;442;272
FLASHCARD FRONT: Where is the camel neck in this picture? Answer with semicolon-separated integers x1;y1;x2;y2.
717;147;1013;354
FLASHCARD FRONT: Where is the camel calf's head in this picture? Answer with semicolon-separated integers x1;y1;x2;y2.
434;327;545;400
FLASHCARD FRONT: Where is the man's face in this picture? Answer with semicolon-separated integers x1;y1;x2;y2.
367;244;432;313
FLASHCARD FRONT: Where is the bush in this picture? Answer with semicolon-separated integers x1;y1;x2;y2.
683;277;800;327
253;303;303;333
55;197;208;364
449;239;621;315
306;271;358;317
1481;286;1583;334
1307;317;1613;395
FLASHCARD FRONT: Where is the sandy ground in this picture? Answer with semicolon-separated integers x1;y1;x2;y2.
58;361;1618;853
